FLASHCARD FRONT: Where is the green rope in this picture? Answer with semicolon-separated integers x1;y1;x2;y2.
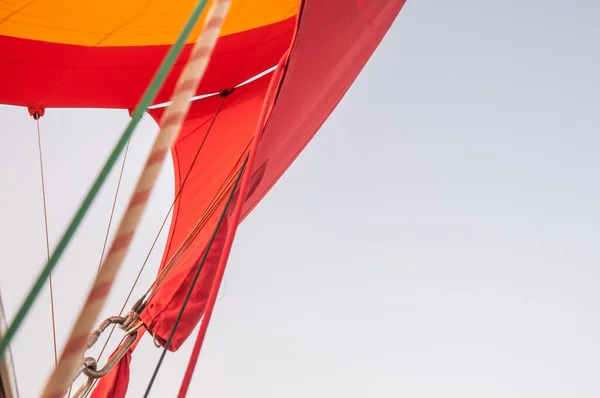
0;0;209;360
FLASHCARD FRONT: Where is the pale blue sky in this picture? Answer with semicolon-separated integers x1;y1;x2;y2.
1;0;599;396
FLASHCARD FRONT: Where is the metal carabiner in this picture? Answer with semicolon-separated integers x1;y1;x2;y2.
82;329;138;379
71;316;141;396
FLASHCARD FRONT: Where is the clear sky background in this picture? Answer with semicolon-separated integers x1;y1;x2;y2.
1;0;599;396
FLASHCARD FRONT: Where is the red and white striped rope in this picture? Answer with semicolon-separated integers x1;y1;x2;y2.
41;2;232;397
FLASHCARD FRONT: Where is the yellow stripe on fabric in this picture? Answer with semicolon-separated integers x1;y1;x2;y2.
0;0;299;46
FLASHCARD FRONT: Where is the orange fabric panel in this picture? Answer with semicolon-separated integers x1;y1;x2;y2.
0;16;295;108
0;0;299;46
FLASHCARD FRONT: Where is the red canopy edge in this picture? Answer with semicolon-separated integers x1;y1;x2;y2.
0;17;295;109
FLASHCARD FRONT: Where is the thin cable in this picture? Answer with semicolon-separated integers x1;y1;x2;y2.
142;155;248;398
0;0;211;361
35;117;58;367
97;139;131;274
94;96;227;363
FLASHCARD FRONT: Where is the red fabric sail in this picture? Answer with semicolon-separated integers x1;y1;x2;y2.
140;0;406;349
139;65;287;350
138;76;269;348
88;0;405;395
